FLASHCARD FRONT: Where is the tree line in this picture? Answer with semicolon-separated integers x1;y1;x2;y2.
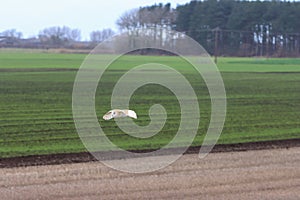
2;0;300;56
175;0;300;56
116;0;300;57
0;27;115;48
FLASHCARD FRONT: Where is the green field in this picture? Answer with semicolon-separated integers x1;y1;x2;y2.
0;50;299;158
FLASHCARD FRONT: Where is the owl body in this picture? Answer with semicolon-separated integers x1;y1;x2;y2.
103;109;137;120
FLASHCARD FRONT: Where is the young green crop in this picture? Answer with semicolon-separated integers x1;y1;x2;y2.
0;50;299;158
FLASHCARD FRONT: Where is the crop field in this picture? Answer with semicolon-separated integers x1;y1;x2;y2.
0;49;299;158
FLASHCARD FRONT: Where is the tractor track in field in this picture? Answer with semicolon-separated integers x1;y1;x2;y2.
0;138;299;168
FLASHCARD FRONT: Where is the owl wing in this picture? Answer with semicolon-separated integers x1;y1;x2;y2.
124;109;137;119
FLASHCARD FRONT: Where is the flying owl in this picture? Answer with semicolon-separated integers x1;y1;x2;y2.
103;109;137;120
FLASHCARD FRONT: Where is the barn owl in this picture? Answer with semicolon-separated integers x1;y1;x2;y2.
103;109;137;120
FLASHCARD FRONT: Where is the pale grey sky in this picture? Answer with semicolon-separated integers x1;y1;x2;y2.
0;0;191;40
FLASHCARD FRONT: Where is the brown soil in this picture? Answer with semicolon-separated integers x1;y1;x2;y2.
0;146;299;199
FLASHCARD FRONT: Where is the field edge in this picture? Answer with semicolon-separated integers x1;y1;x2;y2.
0;138;299;169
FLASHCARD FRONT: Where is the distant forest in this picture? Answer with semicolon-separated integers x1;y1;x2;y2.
175;0;300;56
2;0;300;57
116;0;300;57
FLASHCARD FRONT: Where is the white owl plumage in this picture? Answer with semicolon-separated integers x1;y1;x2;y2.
103;109;137;120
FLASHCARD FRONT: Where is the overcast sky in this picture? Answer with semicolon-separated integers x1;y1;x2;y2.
0;0;191;40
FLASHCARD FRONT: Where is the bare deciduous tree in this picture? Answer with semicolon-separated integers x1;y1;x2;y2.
1;29;23;39
116;9;141;32
116;4;177;49
90;28;115;43
38;26;81;45
68;29;81;41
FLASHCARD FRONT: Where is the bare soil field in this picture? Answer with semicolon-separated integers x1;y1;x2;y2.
0;146;299;200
